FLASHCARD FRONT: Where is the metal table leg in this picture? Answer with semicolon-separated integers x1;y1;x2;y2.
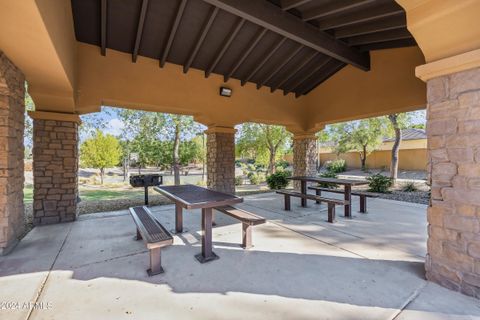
301;180;307;207
344;185;352;218
174;203;184;233
195;207;219;263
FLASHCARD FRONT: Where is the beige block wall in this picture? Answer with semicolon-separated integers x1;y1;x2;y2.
320;149;428;171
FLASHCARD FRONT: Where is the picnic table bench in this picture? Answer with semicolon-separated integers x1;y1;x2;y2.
308;186;378;213
215;205;266;249
129;206;173;276
287;176;369;218
276;190;347;223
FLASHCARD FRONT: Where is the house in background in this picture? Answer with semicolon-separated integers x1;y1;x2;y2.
319;128;427;171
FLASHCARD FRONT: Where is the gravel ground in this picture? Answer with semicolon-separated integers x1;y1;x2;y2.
353;189;430;205
353;182;430;205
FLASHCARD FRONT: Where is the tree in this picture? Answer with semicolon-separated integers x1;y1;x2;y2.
236;123;291;174
117;109;165;174
388;114;402;182
161;115;202;185
385;111;424;182
80;131;121;184
332;118;388;171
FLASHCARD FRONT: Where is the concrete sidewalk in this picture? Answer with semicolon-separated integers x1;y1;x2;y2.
0;193;479;320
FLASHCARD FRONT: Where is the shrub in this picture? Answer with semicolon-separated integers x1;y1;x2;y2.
367;173;393;193
235;176;243;186
247;172;260;185
275;160;290;169
318;170;339;189
402;181;418;192
255;164;265;171
325;159;347;173
247;164;256;171
266;170;291;190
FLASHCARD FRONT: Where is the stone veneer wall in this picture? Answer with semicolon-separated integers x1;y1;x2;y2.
292;137;317;190
33;119;79;224
206;131;235;194
426;67;480;298
0;52;25;255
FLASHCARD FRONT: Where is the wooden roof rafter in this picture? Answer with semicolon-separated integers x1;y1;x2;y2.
132;0;149;63
224;28;268;82
284;56;331;95
318;2;404;31
280;0;312;11
256;44;304;90
302;0;376;22
241;37;287;86
201;0;370;71
100;0;107;56
334;15;406;39
271;50;318;93
160;0;188;68
183;6;219;73
205;17;245;78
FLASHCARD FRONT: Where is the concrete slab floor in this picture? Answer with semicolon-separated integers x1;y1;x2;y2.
0;192;479;320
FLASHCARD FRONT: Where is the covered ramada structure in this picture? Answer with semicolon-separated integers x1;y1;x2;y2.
1;0;480;299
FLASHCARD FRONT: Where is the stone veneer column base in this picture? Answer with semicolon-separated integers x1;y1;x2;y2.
292;135;317;191
0;51;25;255
32;115;79;225
426;66;480;298
206;127;235;194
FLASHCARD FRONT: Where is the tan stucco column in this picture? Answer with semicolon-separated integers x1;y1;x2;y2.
0;52;25;255
29;111;80;225
205;126;236;194
292;133;318;191
417;49;480;298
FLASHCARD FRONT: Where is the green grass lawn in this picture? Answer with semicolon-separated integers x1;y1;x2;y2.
79;189;144;201
24;186;33;204
23;185;145;203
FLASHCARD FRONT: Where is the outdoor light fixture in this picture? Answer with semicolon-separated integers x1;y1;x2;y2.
219;86;232;97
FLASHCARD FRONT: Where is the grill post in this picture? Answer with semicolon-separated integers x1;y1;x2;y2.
144;185;149;206
129;174;163;207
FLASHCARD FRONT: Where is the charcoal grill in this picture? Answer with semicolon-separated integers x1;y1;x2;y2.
129;174;163;205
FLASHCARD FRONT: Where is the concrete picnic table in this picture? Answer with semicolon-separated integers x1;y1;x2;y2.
154;184;243;263
287;176;369;218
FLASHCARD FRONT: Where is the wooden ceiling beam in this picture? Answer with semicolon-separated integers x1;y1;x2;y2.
100;0;107;56
256;44;303;89
318;3;404;31
132;0;149;63
357;38;416;52
283;56;330;95
302;0;375;22
280;0;311;11
295;61;346;97
241;37;287;86
184;6;219;73
346;28;412;46
224;28;267;82
160;0;188;68
201;0;370;71
334;15;406;39
272;50;318;92
205;18;245;78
